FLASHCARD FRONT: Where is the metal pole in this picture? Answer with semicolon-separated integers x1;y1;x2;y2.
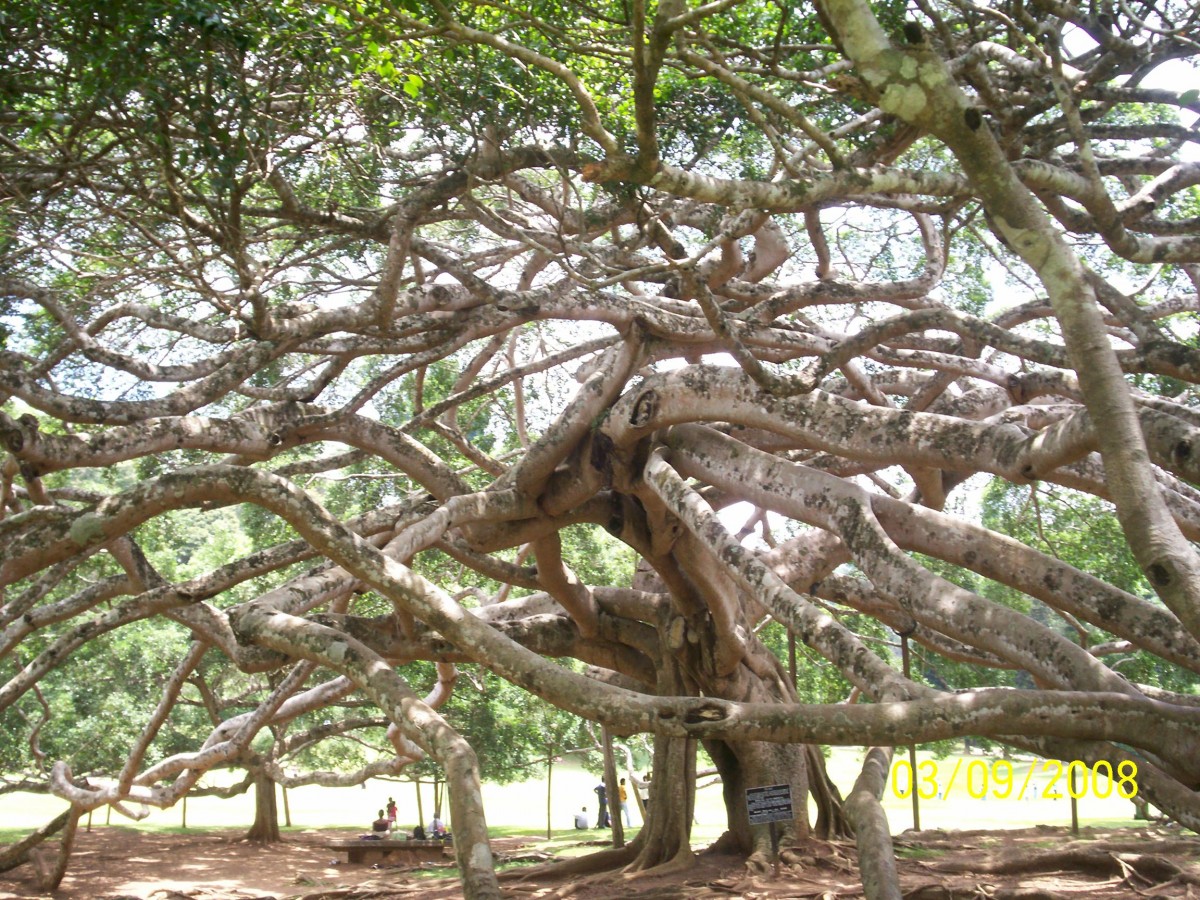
1070;765;1079;835
788;632;797;688
902;635;920;831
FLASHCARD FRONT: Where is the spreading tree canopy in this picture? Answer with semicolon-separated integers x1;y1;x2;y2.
3;0;1200;895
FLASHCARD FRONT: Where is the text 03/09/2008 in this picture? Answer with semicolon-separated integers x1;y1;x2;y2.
889;759;1139;802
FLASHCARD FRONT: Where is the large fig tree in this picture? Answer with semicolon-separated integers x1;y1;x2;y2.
3;0;1200;896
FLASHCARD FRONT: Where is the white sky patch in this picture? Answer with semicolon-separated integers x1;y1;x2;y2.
718;500;769;549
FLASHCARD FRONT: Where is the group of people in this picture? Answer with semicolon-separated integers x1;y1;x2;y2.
368;779;647;836
577;777;641;829
367;796;450;840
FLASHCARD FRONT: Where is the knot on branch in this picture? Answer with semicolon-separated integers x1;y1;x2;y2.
629;390;659;427
1148;561;1174;588
0;412;38;454
581;154;641;185
589;431;615;482
494;291;539;316
1006;373;1034;405
605;492;625;537
683;701;728;725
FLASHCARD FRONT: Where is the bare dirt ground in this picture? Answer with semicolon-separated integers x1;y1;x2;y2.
2;824;1199;900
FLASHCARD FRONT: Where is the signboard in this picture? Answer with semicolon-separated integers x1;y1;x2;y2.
746;783;793;825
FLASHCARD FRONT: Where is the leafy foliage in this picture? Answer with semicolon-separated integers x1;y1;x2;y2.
3;1;1200;885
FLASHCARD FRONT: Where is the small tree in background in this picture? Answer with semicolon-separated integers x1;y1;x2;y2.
4;1;1200;896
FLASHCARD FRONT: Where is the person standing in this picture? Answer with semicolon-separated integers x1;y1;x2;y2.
593;782;610;827
618;778;632;826
386;796;397;828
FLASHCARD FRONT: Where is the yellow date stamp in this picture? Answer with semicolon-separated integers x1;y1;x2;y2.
889;759;1138;801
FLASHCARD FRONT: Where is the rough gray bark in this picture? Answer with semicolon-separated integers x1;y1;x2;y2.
844;748;902;900
4;3;1200;898
244;770;281;844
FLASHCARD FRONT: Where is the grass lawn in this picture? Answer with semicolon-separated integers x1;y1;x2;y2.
859;749;1146;834
0;748;1147;842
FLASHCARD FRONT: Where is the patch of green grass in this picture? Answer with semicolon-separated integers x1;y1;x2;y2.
409;863;464;881
496;858;541;873
516;827;639;860
487;825;544;839
895;846;944;860
1069;817;1151;830
0;750;1151;847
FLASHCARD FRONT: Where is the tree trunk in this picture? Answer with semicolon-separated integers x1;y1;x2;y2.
628;628;696;873
32;806;80;891
627;732;695;873
693;612;816;869
706;737;810;871
0;809;70;873
545;752;553;841
844;747;902;900
245;771;281;843
602;727;625;848
808;745;851;840
441;739;503;900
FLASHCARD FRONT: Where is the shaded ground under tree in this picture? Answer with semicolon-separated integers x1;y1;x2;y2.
3;0;1200;897
2;825;1200;900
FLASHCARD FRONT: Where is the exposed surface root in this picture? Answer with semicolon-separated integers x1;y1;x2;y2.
743;848;773;875
0;809;70;875
5;824;1200;900
932;847;1194;883
496;841;639;882
622;847;696;879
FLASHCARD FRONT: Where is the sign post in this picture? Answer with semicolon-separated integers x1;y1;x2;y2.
746;783;794;865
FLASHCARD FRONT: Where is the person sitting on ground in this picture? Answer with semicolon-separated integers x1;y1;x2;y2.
574;806;589;829
364;809;390;839
428;815;447;838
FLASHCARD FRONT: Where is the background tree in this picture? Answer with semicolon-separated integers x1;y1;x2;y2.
4;0;1200;896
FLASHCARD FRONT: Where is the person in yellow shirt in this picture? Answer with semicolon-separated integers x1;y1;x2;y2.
618;778;632;826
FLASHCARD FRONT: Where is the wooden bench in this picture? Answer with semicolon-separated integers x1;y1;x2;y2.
326;838;449;865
